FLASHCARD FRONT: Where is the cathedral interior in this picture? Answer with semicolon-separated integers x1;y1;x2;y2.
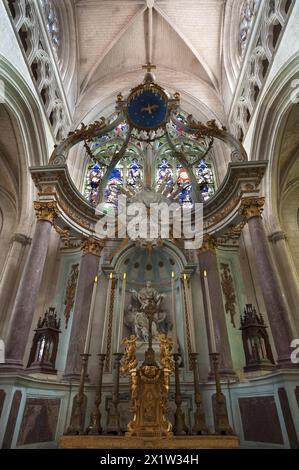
0;0;299;450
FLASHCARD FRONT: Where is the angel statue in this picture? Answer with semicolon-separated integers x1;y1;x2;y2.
159;334;175;371
121;335;138;374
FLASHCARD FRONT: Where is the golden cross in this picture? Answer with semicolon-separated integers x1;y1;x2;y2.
142;63;156;73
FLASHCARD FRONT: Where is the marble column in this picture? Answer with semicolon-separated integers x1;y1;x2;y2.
197;235;235;377
268;231;299;336
64;237;105;381
2;201;58;370
240;197;293;367
0;233;31;337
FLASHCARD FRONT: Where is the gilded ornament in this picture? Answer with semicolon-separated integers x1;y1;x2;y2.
197;234;217;254
33;200;59;223
64;263;79;328
220;264;237;328
121;335;138;373
80;236;105;256
239;197;265;219
159;334;175;371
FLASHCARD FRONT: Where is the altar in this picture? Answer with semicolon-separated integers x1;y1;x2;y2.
59;435;240;449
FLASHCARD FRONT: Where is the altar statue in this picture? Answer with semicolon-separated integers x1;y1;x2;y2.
125;282;171;342
130;281;164;314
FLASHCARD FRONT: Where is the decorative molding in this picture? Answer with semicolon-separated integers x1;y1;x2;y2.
33;200;59;223
10;233;32;246
239;196;265;220
268;231;287;244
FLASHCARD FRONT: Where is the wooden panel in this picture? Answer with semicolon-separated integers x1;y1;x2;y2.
239;396;283;444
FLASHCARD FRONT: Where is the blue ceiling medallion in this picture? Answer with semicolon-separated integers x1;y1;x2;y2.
127;85;168;131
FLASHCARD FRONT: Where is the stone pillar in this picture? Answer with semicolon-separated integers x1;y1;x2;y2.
268;231;299;336
197;235;235;377
2;201;58;370
240;197;293;367
64;237;105;381
0;233;31;338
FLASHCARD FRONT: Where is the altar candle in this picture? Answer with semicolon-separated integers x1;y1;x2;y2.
117;272;127;349
171;271;178;349
101;272;113;353
84;275;98;354
203;270;217;353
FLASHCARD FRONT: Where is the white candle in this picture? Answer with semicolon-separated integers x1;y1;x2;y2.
84;275;98;354
117;272;127;349
203;270;217;353
171;271;178;350
101;272;113;353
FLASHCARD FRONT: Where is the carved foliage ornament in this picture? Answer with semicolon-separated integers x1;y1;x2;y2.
197;234;218;254
239;197;265;219
80;236;105;256
64;263;79;329
220;263;237;328
33;201;59;223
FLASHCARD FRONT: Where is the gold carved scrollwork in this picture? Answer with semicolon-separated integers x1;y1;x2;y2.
186;116;225;138
197;234;218;254
159;334;175;372
33;201;59;223
64;263;79;328
220;264;237;328
65;118;106;145
121;335;138;374
80;236;105;256
239;197;265;220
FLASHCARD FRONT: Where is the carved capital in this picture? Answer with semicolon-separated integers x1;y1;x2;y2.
197;234;217;255
239;197;265;220
268;231;286;244
34;201;59;223
81;236;105;256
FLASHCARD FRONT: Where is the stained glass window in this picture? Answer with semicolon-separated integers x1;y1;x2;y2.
84;109;216;208
194;159;215;201
40;0;60;49
84;162;103;204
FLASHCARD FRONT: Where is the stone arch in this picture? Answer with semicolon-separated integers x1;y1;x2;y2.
249;54;299;232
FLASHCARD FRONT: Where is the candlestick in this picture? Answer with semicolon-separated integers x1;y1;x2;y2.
203;270;217;353
84;275;98;354
65;353;90;435
210;352;234;435
171;271;178;351
86;353;106;435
